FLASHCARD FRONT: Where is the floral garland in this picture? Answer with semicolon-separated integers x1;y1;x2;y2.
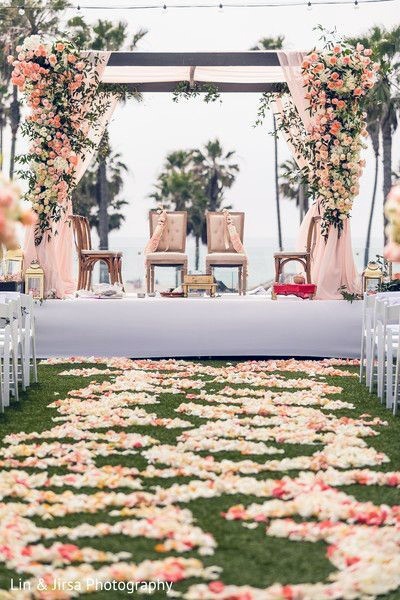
9;36;111;245
271;40;378;238
302;42;377;236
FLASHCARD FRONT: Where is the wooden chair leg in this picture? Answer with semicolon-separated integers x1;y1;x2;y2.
238;266;243;295
117;257;124;290
77;263;83;290
87;261;95;290
146;264;150;294
81;261;90;291
150;265;155;293
181;264;187;286
109;258;117;285
243;264;247;295
274;257;281;283
305;257;311;284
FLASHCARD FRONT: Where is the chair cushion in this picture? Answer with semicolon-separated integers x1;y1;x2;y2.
274;251;308;258
146;252;187;264
206;252;247;265
81;250;122;257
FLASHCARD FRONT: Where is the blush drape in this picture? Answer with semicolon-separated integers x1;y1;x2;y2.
23;51;117;298
277;51;361;299
297;202;360;299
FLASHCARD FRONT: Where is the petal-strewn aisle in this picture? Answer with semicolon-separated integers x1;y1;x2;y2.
0;358;400;599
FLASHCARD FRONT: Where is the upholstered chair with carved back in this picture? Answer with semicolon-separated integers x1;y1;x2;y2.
145;210;188;293
205;211;247;295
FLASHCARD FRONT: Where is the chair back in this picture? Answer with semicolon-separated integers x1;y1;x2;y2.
0;292;34;324
0;301;12;323
149;211;187;252
206;211;244;253
71;215;92;252
306;216;322;254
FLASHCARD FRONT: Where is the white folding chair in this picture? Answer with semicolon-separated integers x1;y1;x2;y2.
0;302;19;407
0;292;37;386
368;292;400;393
369;298;400;403
392;313;400;415
360;293;376;384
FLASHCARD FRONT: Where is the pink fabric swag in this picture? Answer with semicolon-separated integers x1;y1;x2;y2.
144;210;168;254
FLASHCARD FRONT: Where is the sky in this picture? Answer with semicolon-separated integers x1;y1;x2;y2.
16;0;400;254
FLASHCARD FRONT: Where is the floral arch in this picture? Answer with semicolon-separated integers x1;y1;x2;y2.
10;36;377;298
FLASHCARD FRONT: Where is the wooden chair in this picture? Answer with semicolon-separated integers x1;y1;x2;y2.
71;215;123;291
273;215;321;283
145;211;188;294
205;211;247;295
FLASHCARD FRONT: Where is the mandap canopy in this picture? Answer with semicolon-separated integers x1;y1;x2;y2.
10;38;377;299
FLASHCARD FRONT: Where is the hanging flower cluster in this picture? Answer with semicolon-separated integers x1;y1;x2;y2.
270;39;378;238
300;41;378;236
9;35;110;245
0;174;36;249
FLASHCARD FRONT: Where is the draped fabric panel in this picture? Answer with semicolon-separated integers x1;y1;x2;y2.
23;51;116;298
297;201;360;299
101;65;286;84
277;51;361;299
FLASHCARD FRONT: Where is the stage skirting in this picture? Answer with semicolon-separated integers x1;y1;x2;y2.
35;296;362;359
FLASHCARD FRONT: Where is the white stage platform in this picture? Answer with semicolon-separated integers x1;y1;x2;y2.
35;295;362;359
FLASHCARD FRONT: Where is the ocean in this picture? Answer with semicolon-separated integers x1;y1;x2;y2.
89;236;383;292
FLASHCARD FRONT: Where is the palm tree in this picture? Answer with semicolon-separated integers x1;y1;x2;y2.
251;36;285;250
0;0;70;177
150;140;239;270
72;147;128;239
364;108;380;265
68;18;147;280
191;139;239;213
279;158;309;224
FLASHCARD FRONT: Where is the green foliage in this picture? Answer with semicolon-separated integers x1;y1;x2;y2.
250;36;285;51
72;147;129;236
150;140;239;232
338;286;363;302
172;82;221;104
66;16;147;53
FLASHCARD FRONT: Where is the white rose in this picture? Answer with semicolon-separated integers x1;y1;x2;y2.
23;35;42;52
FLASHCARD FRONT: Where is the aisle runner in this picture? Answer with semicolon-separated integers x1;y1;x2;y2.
0;358;400;599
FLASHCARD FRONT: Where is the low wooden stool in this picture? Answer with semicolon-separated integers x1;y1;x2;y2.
182;274;217;297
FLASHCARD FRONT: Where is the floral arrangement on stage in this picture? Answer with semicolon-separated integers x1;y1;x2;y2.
1;356;400;598
267;37;378;238
0;173;36;249
300;41;378;237
384;184;400;261
9;36;110;245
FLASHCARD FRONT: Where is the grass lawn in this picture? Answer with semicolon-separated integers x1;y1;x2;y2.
0;359;399;599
